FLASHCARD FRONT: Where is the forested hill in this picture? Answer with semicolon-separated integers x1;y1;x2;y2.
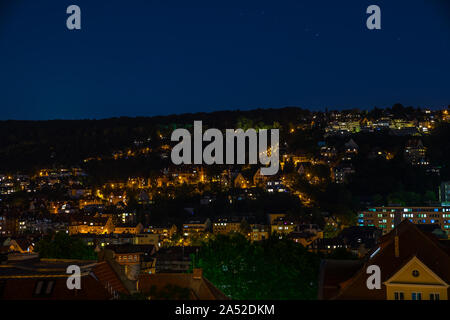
0;105;448;178
0;107;311;172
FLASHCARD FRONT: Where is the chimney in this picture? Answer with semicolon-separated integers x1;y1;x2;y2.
394;235;399;258
393;212;401;228
193;268;203;280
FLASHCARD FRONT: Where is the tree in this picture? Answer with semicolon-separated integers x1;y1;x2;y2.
327;247;358;260
35;232;97;260
423;190;437;203
192;234;320;299
239;219;251;235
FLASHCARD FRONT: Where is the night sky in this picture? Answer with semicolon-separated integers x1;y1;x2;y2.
0;0;449;120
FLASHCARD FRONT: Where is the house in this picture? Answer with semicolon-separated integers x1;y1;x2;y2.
5;238;35;253
137;190;152;204
309;226;380;256
69;215;114;235
287;224;323;246
308;237;349;254
108;190;127;206
288;231;322;247
358;206;450;235
0;275;110;300
92;260;131;297
147;224;177;240
323;214;340;230
0;213;18;236
69;188;90;199
297;164;306;176
182;218;211;237
250;224;269;242
271;217;297;235
337;226;381;257
79;198;104;209
265;180;287;193
344;139;359;154
267;213;286;225
233;173;250;189
319;220;450;300
320;146;337;159
253;168;268;187
137;268;228;300
212;217;244;235
105;244;156;266
333;165;355;184
114;222;144;235
155;246;200;273
404;139;428;166
80;233;134;248
104;244;157;281
200;195;216;205
367;147;390;160
133;233;160;247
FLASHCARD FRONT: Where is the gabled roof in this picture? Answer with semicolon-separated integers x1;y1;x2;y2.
93;260;130;295
383;256;449;288
320;220;450;300
0;258;111;300
8;238;34;252
344;139;359;149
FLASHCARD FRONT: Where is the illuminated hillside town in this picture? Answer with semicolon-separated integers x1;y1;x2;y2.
1;0;450;307
1;105;450;300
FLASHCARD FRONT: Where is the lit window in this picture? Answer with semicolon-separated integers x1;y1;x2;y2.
412;292;422;300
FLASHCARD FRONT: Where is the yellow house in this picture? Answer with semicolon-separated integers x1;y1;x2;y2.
250;224;270;242
133;233;160;247
69;216;114;235
271;217;296;235
319;220;450;300
114;222;144;235
384;256;448;300
212;217;243;235
79;198;104;209
233;173;250;189
146;224;177;240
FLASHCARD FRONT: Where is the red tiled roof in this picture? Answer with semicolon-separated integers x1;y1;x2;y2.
93;261;129;295
0;275;111;300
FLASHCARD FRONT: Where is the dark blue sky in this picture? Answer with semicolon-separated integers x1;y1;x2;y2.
0;0;449;120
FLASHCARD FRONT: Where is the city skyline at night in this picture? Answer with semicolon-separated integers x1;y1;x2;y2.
1;1;450;308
